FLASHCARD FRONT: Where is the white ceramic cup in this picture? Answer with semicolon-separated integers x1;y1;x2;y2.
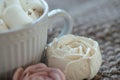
0;0;73;77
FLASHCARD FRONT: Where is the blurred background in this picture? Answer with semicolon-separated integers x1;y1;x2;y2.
46;0;120;80
46;0;120;26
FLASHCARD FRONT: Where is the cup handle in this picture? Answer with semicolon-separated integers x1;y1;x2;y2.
48;9;73;37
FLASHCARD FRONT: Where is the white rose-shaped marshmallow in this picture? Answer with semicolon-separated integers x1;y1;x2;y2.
47;35;102;80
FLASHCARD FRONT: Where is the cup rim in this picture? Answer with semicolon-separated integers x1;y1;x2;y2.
0;0;49;35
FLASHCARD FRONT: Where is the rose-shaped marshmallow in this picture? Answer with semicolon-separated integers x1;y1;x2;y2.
13;63;65;80
47;35;102;80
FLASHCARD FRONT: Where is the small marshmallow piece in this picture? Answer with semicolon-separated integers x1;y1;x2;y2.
0;19;8;32
20;0;43;18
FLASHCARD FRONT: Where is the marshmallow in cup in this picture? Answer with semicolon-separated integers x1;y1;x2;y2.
0;0;22;16
20;0;43;19
0;0;43;29
2;4;33;29
0;19;8;32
